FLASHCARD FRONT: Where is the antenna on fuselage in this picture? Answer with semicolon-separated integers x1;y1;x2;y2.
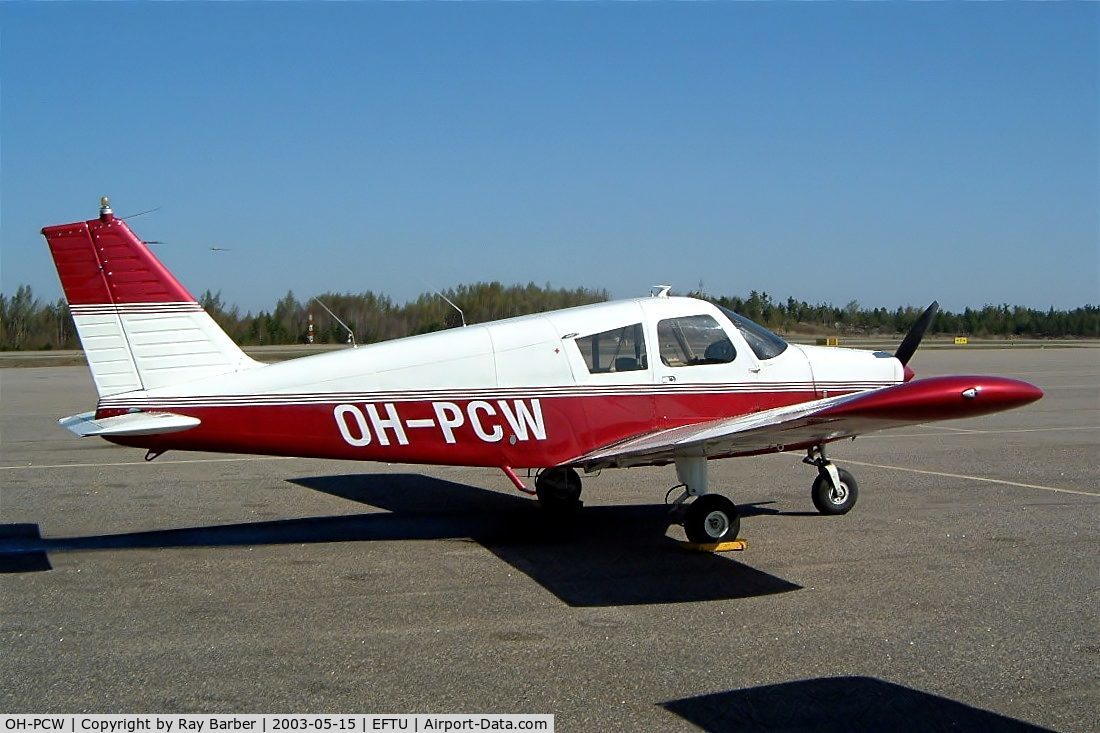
437;291;467;327
423;284;467;327
651;284;672;299
311;297;358;348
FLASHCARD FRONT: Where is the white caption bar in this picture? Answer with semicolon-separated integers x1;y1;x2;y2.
0;716;553;733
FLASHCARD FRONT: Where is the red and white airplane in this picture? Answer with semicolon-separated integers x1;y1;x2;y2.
41;199;1043;544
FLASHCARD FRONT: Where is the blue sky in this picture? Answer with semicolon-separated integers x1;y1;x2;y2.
2;3;1097;313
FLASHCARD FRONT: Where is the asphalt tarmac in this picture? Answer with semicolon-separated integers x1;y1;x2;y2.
1;349;1096;731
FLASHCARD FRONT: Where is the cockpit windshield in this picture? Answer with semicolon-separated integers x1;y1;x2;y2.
717;306;789;360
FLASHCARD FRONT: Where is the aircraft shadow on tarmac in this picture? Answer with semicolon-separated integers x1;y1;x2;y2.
661;676;1055;733
0;473;801;606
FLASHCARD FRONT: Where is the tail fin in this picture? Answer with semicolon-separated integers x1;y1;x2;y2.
41;198;261;397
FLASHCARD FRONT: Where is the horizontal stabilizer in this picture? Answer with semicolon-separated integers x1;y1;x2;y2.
59;411;201;437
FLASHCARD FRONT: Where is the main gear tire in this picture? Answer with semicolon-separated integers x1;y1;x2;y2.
684;494;740;544
535;467;583;516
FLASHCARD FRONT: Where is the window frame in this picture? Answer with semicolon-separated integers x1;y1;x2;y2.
655;313;737;368
572;322;649;375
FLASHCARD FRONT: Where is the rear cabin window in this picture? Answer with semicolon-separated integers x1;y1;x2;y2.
657;314;736;367
575;323;648;373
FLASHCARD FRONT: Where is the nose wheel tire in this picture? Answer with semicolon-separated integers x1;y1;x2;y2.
811;468;859;515
535;467;583;517
684;494;740;544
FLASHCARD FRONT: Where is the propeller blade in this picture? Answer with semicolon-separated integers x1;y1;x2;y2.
894;301;939;366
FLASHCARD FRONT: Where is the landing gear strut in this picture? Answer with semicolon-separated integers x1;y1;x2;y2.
534;467;583;516
804;445;859;515
673;456;741;543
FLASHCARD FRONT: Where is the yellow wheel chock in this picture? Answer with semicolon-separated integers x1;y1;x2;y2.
678;538;747;553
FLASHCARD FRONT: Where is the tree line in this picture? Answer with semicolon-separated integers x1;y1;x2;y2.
701;290;1100;340
1;282;1097;351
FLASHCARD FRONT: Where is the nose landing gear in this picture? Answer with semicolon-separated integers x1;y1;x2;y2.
804;445;859;515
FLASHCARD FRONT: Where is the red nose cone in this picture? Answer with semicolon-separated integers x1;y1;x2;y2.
964;377;1044;411
903;364;916;382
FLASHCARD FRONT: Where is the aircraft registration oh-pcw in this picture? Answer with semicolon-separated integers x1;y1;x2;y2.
41;198;1043;544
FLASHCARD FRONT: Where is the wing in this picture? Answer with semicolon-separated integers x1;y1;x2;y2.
569;375;1042;471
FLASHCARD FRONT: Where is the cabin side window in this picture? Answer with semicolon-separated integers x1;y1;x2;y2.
575;323;648;373
657;314;736;367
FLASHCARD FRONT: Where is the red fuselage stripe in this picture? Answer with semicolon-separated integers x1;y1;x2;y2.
100;389;824;467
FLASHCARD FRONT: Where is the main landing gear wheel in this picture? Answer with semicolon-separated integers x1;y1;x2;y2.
534;467;582;517
684;494;741;544
811;467;859;515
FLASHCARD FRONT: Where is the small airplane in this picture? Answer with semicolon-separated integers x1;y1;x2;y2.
41;198;1043;544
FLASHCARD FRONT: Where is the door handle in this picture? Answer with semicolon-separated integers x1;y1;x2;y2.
662;375;677;383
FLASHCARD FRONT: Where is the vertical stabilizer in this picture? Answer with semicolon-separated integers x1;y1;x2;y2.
41;198;261;397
